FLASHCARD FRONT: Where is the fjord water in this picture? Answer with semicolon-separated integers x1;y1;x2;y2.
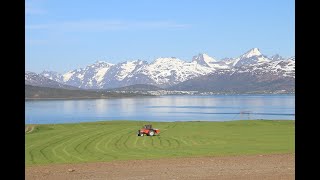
25;95;294;124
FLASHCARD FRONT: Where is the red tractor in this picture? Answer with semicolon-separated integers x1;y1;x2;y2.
137;124;160;136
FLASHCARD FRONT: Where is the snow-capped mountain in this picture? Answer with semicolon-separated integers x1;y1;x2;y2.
99;60;148;89
135;57;213;86
30;48;294;91
25;71;78;89
40;70;64;83
192;53;217;67
192;53;230;69
232;48;270;67
169;49;295;92
64;61;114;89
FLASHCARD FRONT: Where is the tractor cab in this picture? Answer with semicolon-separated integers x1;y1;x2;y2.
143;124;152;129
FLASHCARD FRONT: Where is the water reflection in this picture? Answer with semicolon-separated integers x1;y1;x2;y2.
25;95;295;124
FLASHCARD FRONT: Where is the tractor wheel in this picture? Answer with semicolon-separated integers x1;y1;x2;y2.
148;130;155;136
140;133;144;136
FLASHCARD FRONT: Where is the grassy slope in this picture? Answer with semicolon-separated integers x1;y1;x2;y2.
25;120;294;166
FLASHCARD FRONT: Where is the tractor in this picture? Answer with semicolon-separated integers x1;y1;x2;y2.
137;124;160;136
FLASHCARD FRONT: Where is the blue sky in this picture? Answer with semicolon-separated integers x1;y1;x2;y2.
26;0;295;73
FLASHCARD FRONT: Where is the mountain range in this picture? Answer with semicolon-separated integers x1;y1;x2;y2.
26;48;295;93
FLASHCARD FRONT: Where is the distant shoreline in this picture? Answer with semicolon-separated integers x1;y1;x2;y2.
25;93;295;101
25;119;295;126
25;96;155;101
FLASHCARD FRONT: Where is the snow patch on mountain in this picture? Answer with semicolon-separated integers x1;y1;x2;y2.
116;60;143;80
63;71;75;82
40;70;63;83
94;67;110;82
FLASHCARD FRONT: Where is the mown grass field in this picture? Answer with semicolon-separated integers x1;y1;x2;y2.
25;120;294;166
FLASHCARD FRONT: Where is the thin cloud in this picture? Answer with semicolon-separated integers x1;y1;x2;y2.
26;20;191;31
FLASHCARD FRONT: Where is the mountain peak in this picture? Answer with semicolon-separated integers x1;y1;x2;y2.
25;71;36;74
233;48;268;67
90;61;114;68
153;57;184;64
202;53;216;61
93;60;113;65
270;54;284;61
41;70;59;74
241;48;262;59
192;53;217;67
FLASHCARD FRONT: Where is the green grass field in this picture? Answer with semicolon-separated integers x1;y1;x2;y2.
25;120;294;166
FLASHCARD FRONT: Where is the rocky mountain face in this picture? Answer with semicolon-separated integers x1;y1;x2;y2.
28;48;295;92
169;69;295;93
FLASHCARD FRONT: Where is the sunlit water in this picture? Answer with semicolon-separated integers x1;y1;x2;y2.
25;95;295;124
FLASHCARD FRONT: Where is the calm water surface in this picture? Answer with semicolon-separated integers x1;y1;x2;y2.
25;95;295;124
